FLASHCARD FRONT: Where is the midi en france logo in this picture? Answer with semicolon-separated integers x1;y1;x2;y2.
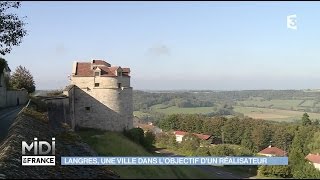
21;137;56;166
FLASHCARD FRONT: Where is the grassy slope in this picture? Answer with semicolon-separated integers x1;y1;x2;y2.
78;129;216;179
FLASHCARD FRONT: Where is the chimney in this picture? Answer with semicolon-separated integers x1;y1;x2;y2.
72;61;77;75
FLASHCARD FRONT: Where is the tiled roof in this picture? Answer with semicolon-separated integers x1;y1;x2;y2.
74;60;130;77
258;146;287;156
92;60;111;66
174;131;211;140
306;153;320;164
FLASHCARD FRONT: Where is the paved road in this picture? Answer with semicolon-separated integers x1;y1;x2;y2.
0;106;24;142
155;148;253;179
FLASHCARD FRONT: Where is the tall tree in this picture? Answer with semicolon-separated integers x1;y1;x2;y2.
307;131;320;153
0;1;27;55
302;112;312;126
10;65;35;93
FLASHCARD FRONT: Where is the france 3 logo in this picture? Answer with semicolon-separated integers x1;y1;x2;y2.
287;14;297;30
21;137;55;166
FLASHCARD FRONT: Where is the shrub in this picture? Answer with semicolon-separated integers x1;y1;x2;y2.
143;131;156;151
124;128;145;145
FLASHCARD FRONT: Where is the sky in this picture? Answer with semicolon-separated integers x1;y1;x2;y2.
3;1;320;90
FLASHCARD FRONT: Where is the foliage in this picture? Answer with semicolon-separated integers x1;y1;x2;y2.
123;128;156;152
0;57;10;88
209;144;234;156
47;89;63;97
10;65;35;93
302;112;312;126
0;1;27;55
258;165;291;178
0;57;8;73
308;131;320;153
78;129;216;179
155;132;178;149
180;133;200;155
23;106;48;123
143;131;156;151
29;95;47;112
123;128;145;145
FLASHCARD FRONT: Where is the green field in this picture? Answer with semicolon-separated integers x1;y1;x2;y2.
150;104;215;115
133;111;150;118
234;106;320;122
78;129;217;179
236;99;303;109
300;100;316;107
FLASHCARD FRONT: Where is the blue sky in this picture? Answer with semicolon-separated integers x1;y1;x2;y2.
3;2;320;90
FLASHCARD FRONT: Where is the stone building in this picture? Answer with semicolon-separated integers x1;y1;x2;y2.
64;59;133;131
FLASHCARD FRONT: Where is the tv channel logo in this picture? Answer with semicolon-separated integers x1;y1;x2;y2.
21;137;56;166
287;14;297;30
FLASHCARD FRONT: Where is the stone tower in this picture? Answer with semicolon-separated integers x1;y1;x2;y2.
65;59;133;131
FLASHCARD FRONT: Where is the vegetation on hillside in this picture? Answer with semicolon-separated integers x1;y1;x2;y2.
155;113;320;178
133;90;320;123
78;129;216;179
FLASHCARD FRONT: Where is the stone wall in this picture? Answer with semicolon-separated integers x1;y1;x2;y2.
0;87;28;108
6;89;28;107
68;75;133;131
71;86;132;131
44;97;71;130
71;76;130;89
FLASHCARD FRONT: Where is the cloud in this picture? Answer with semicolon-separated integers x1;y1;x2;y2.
147;44;171;57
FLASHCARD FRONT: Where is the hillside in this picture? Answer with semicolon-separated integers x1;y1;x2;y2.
78;129;217;179
133;90;320;123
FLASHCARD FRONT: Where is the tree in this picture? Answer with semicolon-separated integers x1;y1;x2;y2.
308;132;320;153
0;58;9;87
181;133;200;154
0;2;27;55
10;65;35;93
0;57;8;73
123;127;145;145
302;112;312;126
258;165;291;178
209;144;234;156
143;131;155;151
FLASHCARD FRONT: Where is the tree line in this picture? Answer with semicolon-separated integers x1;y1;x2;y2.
156;113;320;178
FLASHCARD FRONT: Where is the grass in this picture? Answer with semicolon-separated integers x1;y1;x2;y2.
22;107;48;123
133;111;151;118
234;106;320;122
78;129;217;179
237;99;303;110
150;104;215;115
300;100;315;107
154;143;257;178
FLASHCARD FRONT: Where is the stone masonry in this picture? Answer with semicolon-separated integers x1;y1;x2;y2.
64;60;133;131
